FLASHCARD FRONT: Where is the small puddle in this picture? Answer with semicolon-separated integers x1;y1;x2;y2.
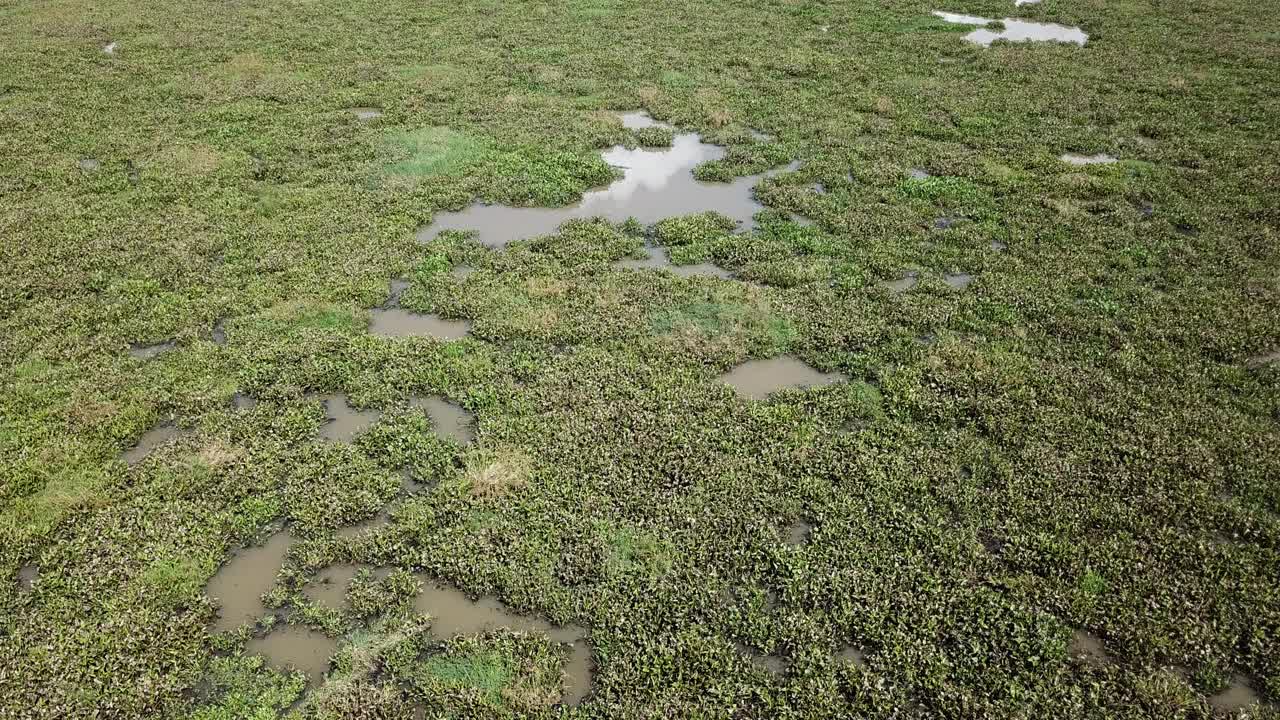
123;423;180;465
414;581;593;704
991;240;1007;251
315;394;381;443
245;625;338;689
719;356;847;400
212;320;228;345
205;530;293;632
386;279;410;307
736;642;788;676
907;167;931;180
416;112;797;248
1060;152;1118;165
943;272;974;290
613;245;732;278
303;564;378;609
451;265;475;280
369;308;471;339
620;111;673;130
336;507;392;538
232;393;257;411
883;272;918;294
1069;630;1109;665
349;107;383;121
1209;675;1262;712
786;520;813;545
836;645;866;666
749;129;775;142
78;158;100;172
17;565;37;592
933;10;1088;46
130;341;174;360
409;396;475;445
933;216;961;230
1248;349;1280;368
102;41;118;54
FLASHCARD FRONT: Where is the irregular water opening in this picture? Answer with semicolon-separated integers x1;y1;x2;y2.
619;111;673;130
369;308;471;339
130;341;174;360
205;529;293;633
451;265;475;280
102;41;118;54
414;580;593;704
933;11;1088;46
736;642;788;676
1247;349;1280;368
78;158;100;172
1014;0;1040;5
612;245;732;278
785;519;813;545
907;167;931;180
348;107;383;121
991;239;1008;251
1069;630;1109;665
749;129;775;142
933;216;961;230
1209;675;1262;712
123;423;180;465
315;394;381;443
245;624;338;689
1060;152;1118;165
836;645;867;666
386;279;410;307
336;507;393;539
303;564;382;609
212;320;228;345
232;393;257;411
943;272;974;290
719;356;847;400
17;565;37;592
415;112;797;248
409;396;476;445
883;271;918;294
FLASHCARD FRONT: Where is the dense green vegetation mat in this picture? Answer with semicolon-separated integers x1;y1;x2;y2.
2;0;1279;716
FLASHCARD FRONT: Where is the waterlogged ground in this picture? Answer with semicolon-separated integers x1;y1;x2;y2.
2;0;1279;717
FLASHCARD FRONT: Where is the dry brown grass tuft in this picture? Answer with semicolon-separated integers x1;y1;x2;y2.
465;450;532;498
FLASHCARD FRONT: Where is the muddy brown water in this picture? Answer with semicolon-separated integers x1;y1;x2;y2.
409;396;475;445
1069;630;1108;665
932;11;1088;46
1061;152;1118;165
414;581;593;704
369;308;471;339
245;624;338;689
415;112;798;248
130;341;174;360
315;394;381;442
1209;675;1262;712
205;529;292;632
303;564;382;609
836;645;866;666
786;520;813;545
336;508;393;538
719;356;847;400
232;393;257;410
1248;349;1280;368
613;245;732;278
123;423;180;465
17;565;37;592
943;272;974;290
386;279;410;307
883;272;918;294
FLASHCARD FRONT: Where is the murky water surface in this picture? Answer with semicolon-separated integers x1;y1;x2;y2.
1060;152;1118;165
933;10;1088;46
17;565;37;592
245;625;338;688
414;581;592;704
836;645;866;665
613;245;732;278
316;394;381;442
1069;630;1108;664
451;265;475;280
349;107;383;121
1248;349;1280;367
1209;676;1261;712
205;530;292;632
943;272;974;290
336;507;393;538
883;272;918;294
619;111;672;130
123;423;179;465
410;396;475;444
416;113;795;248
304;564;376;609
908;168;931;180
719;356;847;400
386;279;410;306
369;308;471;339
232;393;257;410
786;520;813;545
736;643;787;675
78;158;100;171
102;41;118;54
130;341;174;360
